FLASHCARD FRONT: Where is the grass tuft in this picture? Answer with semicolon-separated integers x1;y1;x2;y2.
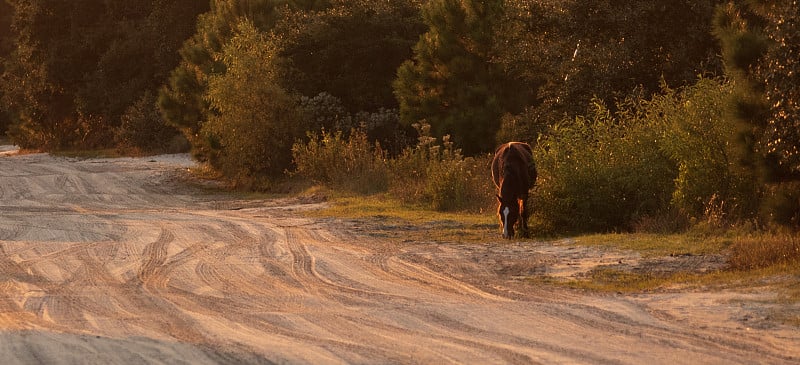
728;232;800;270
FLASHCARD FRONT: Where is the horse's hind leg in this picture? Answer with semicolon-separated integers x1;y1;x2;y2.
520;195;530;238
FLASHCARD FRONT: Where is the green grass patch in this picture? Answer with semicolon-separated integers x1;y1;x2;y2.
572;233;732;257
306;192;497;242
565;268;682;293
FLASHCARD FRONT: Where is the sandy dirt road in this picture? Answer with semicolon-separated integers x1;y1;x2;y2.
0;150;798;364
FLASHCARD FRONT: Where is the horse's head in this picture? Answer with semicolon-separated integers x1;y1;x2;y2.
496;195;520;239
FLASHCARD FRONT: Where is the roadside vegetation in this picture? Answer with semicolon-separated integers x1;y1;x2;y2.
1;1;798;293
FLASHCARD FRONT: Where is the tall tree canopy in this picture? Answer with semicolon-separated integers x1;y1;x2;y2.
159;0;290;156
160;0;424;164
394;0;530;155
494;0;722;138
394;0;722;155
0;0;14;134
278;0;424;113
714;0;800;226
1;0;207;150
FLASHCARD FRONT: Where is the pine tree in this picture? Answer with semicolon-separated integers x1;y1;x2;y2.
2;0;206;150
393;0;513;155
158;0;325;161
0;0;14;134
714;0;800;227
1;0;109;149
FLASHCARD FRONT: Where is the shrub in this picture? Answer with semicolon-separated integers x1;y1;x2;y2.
353;108;409;155
292;128;388;194
116;92;182;154
495;107;550;147
531;78;765;234
761;182;800;228
388;124;435;205
655;78;759;221
391;123;494;212
423;136;489;211
202;21;306;189
299;92;353;132
532;98;676;233
300;93;409;154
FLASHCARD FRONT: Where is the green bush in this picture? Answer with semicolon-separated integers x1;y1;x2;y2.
422;136;489;212
291;121;492;212
299;92;353;132
387;124;436;205
532;78;761;234
202;21;306;189
532;97;676;233
292;128;389;194
299;93;409;154
116;92;183;154
655;78;759;221
390;123;494;212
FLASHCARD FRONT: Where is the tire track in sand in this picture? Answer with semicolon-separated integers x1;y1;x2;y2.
1;151;798;364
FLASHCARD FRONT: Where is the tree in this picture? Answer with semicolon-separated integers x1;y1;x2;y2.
1;0;110;149
161;0;423;163
203;20;306;187
158;0;322;161
1;0;206;150
278;0;424;113
82;0;208;140
0;1;11;58
714;0;800;227
0;0;13;134
394;0;527;155
489;1;723;144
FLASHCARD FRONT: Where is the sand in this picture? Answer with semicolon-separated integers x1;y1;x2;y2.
0;147;797;364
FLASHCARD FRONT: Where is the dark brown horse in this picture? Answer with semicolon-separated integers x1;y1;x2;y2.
491;142;537;239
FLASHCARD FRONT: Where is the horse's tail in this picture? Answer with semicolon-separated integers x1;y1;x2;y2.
491;145;506;188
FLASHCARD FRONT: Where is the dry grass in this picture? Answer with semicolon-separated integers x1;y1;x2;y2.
728;232;800;270
566;268;675;293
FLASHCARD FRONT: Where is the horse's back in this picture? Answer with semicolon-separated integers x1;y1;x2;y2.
492;142;535;189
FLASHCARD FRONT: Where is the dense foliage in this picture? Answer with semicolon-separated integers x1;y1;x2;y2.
714;0;800;227
532;78;757;233
203;20;306;188
292;123;492;211
1;0;207;150
394;0;524;155
0;0;12;134
1;0;797;231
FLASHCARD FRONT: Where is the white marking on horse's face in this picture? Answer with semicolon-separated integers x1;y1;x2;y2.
502;206;510;238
